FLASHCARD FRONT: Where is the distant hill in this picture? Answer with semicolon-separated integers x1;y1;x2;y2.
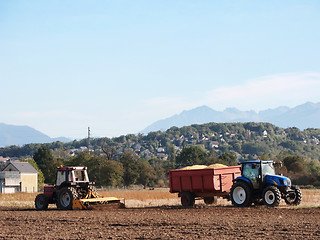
0;123;71;147
141;102;320;134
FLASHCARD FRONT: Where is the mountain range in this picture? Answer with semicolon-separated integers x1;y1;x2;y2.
2;102;320;147
0;123;70;148
141;102;320;134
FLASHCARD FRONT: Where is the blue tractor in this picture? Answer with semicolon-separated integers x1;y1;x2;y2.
230;160;302;207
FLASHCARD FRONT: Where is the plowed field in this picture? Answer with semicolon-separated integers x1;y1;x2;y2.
0;206;320;239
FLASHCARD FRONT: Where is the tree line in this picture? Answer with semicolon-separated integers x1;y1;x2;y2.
25;144;320;189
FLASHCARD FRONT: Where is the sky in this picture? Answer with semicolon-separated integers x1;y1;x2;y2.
1;0;320;139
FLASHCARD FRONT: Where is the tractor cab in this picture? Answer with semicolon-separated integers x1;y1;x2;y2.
56;166;89;187
240;160;291;190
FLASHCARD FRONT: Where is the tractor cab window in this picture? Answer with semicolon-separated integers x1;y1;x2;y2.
72;170;89;182
56;170;66;186
242;163;260;189
261;162;275;176
242;163;259;179
68;171;73;182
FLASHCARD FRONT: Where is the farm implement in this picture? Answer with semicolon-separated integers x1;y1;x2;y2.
35;166;124;210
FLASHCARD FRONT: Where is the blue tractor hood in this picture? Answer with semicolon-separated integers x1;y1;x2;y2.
265;174;291;187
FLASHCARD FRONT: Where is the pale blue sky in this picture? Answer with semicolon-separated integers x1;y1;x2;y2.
1;0;320;139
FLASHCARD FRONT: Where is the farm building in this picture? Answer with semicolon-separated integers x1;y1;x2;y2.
0;162;38;193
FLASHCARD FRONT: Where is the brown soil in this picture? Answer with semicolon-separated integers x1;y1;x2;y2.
0;206;320;239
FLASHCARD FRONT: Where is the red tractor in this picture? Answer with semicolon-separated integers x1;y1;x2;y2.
35;166;122;210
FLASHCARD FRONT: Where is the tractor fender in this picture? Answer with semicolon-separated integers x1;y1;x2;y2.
233;176;251;184
232;177;253;190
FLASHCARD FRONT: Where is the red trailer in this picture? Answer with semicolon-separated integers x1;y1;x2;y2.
169;166;241;207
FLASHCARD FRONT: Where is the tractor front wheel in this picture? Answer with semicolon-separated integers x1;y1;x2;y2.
35;193;49;210
230;181;252;207
57;187;78;210
262;186;281;207
284;185;302;206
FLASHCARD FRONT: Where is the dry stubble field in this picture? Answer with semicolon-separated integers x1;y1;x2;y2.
0;189;320;239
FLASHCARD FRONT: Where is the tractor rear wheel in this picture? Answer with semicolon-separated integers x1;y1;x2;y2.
181;192;195;207
284;185;302;206
57;187;78;210
35;194;49;210
262;186;281;207
230;181;252;207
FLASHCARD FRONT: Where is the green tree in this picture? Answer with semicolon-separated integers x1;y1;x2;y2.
176;146;207;166
67;151;91;166
218;152;238;166
242;142;266;155
99;160;124;187
283;155;308;174
33;146;60;184
230;140;242;152
260;152;270;160
120;151;140;186
136;160;156;188
205;150;219;165
286;127;304;140
305;158;320;175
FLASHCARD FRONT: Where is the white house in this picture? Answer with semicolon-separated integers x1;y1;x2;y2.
0;162;38;193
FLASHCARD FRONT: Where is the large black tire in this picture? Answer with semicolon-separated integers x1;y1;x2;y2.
230;181;252;207
35;193;49;210
57;187;78;210
262;186;281;207
203;197;218;205
284;185;302;206
181;192;195;207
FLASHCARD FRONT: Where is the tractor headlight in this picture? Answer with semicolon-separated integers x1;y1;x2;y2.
287;179;291;186
284;179;291;186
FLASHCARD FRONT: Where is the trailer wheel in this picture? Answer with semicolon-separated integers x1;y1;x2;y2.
204;197;218;205
57;187;78;210
230;182;252;207
35;194;49;210
284;185;302;206
262;186;281;207
181;192;195;207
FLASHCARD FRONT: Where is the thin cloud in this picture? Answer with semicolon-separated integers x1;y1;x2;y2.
204;72;320;111
145;72;320;117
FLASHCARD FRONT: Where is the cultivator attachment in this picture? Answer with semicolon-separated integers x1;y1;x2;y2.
72;189;125;210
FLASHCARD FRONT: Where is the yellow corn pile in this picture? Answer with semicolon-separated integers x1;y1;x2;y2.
206;163;228;169
179;165;208;170
178;163;228;170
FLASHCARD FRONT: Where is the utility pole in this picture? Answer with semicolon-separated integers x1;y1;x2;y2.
87;127;91;152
